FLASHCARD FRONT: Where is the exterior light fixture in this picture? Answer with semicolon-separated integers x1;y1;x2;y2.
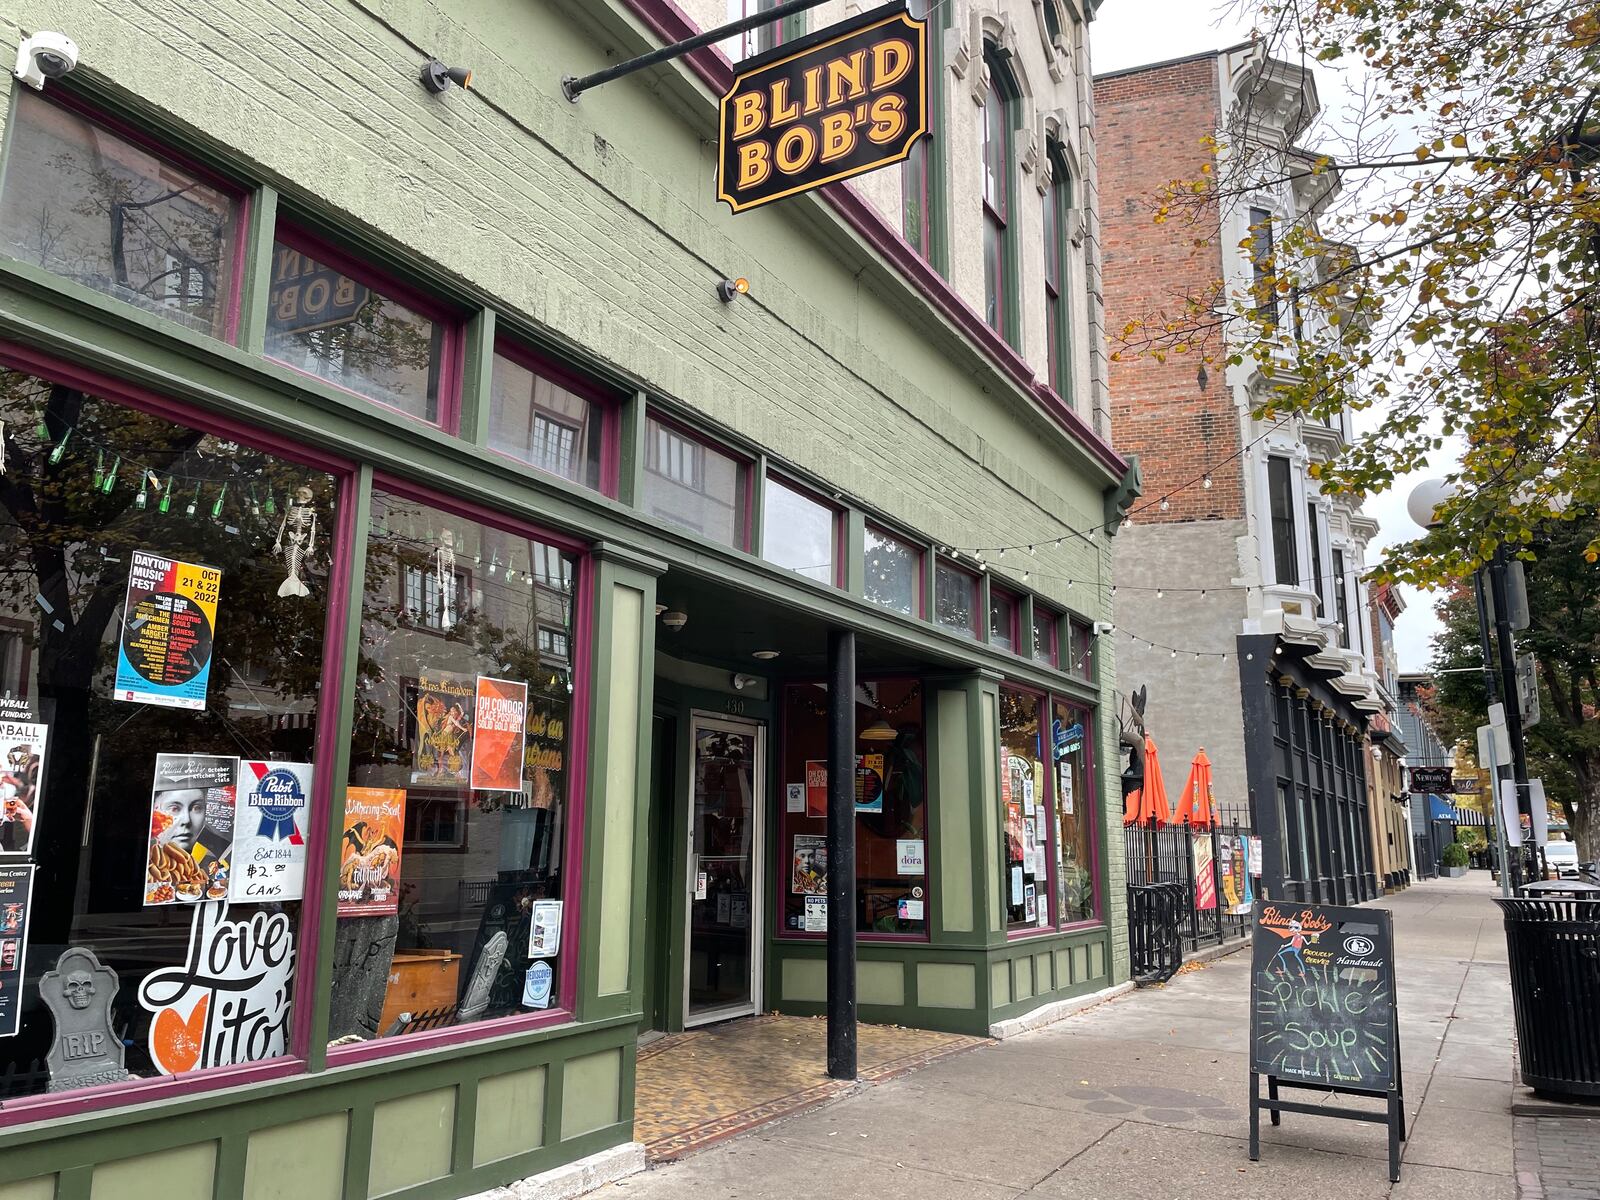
730;672;760;691
420;59;473;93
716;277;750;303
661;610;687;630
860;718;897;742
752;649;780;660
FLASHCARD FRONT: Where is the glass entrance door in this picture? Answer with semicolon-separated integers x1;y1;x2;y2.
685;715;764;1025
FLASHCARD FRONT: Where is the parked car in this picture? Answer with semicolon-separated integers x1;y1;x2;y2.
1545;841;1581;879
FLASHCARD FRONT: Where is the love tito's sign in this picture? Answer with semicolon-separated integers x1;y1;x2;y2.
717;5;927;213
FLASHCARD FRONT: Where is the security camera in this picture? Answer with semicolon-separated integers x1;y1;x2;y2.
1092;620;1115;636
14;33;79;90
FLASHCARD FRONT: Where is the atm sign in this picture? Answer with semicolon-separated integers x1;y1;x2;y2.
717;6;928;213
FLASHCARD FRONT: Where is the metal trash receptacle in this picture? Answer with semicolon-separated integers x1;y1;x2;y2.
1495;892;1600;1099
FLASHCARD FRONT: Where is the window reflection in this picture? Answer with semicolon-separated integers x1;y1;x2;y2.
1000;689;1051;930
1051;699;1097;923
0;90;238;338
934;561;977;638
864;527;918;615
641;416;743;548
489;352;604;491
762;478;835;585
336;491;578;1044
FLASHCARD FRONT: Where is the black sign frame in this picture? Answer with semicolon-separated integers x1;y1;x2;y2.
1247;900;1407;1182
1409;765;1454;794
716;3;928;213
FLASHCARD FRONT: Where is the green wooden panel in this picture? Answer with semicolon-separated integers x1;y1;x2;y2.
560;1049;622;1141
1034;952;1053;994
989;960;1010;1007
474;1066;547;1166
368;1089;455;1198
1012;957;1033;1003
1055;948;1072;987
781;956;826;1003
90;1144;216;1200
243;1113;346;1200
933;688;973;933
1090;941;1106;979
598;584;644;997
980;690;1001;933
0;1178;54;1200
858;960;905;1007
1074;944;1090;981
914;962;975;1009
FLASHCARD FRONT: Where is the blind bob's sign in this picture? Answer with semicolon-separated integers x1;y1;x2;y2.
718;5;928;213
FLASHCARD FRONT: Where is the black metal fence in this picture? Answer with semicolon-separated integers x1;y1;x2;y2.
1124;807;1255;967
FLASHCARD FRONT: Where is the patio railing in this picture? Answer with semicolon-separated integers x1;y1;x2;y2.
1123;807;1254;963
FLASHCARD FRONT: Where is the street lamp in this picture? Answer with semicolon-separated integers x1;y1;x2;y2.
1407;477;1528;891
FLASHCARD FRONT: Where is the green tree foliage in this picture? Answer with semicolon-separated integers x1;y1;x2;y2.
1424;513;1600;859
1120;0;1600;584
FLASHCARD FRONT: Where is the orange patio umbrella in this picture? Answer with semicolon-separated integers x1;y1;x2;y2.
1175;748;1216;828
1122;734;1172;827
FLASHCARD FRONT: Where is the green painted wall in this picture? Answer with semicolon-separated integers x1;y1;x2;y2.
244;1114;347;1200
473;1067;547;1167
90;1145;216;1200
369;1090;454;1198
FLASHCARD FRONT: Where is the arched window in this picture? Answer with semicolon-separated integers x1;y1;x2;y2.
1045;142;1074;403
981;49;1020;344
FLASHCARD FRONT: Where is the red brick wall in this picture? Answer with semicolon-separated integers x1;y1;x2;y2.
1095;56;1245;523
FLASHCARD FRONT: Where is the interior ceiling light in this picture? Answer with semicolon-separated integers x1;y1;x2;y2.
716;277;750;303
420;59;473;93
661;610;687;630
752;649;780;660
860;718;898;742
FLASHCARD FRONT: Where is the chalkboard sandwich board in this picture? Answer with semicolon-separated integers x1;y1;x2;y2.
1247;900;1407;1182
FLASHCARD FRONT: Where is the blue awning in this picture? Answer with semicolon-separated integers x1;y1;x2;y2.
1428;795;1458;822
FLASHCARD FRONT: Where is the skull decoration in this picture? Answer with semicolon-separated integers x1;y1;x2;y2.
64;969;96;1010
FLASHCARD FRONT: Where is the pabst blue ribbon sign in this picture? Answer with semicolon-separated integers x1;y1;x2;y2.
717;5;928;213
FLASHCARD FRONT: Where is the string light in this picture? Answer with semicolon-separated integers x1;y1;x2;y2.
1159;497;1171;512
1202;474;1213;489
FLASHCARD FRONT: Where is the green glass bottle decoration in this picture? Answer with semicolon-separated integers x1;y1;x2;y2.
185;482;201;518
92;451;104;490
211;481;228;520
101;455;119;494
158;475;173;514
263;489;277;516
47;428;71;465
248;485;261;517
135;472;149;510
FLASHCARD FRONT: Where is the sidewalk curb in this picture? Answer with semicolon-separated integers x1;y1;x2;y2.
1182;938;1249;968
987;980;1135;1039
465;1143;646;1200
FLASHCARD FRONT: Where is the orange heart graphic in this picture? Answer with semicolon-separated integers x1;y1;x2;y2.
151;994;209;1074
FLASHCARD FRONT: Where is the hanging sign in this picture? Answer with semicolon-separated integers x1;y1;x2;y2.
717;5;928;213
114;551;222;711
1408;766;1453;794
231;761;312;903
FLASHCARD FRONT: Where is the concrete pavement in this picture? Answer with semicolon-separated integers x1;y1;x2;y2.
600;876;1521;1199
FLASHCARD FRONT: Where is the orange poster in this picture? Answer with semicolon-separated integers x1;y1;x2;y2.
337;787;405;917
470;676;528;792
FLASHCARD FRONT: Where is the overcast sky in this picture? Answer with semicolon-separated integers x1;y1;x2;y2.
1091;1;1446;672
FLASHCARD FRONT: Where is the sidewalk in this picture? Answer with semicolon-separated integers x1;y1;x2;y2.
599;876;1520;1199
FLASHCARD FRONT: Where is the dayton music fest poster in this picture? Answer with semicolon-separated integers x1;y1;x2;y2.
114;551;222;711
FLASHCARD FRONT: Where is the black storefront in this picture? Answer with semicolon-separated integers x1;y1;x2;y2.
1239;634;1379;905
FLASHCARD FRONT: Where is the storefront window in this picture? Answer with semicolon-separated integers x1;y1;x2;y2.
1070;618;1094;678
0;365;338;1102
989;589;1018;652
1051;699;1098;923
1000;688;1052;931
863;526;919;615
264;233;450;425
0;90;240;339
1032;607;1059;666
762;476;836;585
337;488;579;1045
934;560;979;639
641;414;744;548
780;681;927;937
488;347;607;491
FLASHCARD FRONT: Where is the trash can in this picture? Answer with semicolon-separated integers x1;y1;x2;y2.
1128;881;1185;986
1495;892;1600;1099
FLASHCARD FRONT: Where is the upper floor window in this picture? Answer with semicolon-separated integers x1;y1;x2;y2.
641;414;746;549
762;475;837;585
1248;206;1279;329
723;0;785;61
1332;548;1351;649
1069;618;1095;679
1307;502;1326;616
489;344;610;493
0;89;242;339
934;559;980;639
1045;148;1074;402
1032;606;1059;666
265;231;455;427
902;0;937;258
864;525;921;616
989;588;1019;652
1266;456;1299;587
981;51;1018;342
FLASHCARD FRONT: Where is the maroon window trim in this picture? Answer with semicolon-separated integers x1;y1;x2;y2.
642;407;754;552
1002;684;1058;938
1052;696;1104;930
266;223;466;434
1033;605;1061;667
934;556;982;639
990;587;1019;652
490;335;623;497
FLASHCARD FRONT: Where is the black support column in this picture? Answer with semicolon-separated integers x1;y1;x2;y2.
826;629;857;1081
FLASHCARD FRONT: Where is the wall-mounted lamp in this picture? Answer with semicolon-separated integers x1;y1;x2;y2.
420;59;473;94
661;610;687;631
731;673;761;691
860;718;898;742
716;277;750;303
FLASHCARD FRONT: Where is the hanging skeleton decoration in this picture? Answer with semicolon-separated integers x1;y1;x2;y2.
272;486;318;598
435;528;457;630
